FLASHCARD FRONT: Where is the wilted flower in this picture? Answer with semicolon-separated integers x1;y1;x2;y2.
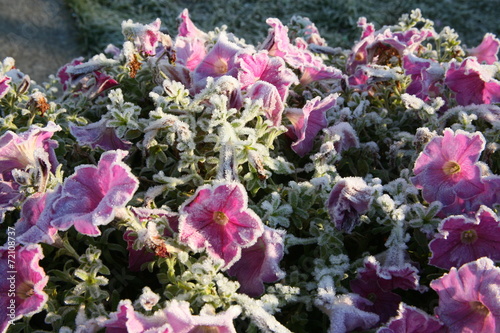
411;128;485;208
429;206;500;269
0;244;48;332
178;181;264;269
326;177;373;233
377;303;447;333
445;57;500;106
286;94;338;157
69;119;132;151
467;33;500;65
227;226;286;297
430;257;500;333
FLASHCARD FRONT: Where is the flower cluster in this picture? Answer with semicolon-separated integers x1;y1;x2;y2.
1;7;500;333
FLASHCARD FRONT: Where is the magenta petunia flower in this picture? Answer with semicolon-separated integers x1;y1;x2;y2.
15;192;58;244
177;8;206;40
411;128;485;207
316;293;380;333
326;177;373;233
467;33;500;65
101;299;171;332
285;93;338;157
246;81;284;126
0;74;11;99
69;119;132;151
377;303;447;333
445;57;500;106
357;256;420;292
165;299;241;333
227;226;286;297
237;51;298;101
0;244;48;332
192;33;243;92
48;150;139;236
429;206;500;270
122;18;162;56
430;257;500;333
178;181;264;269
403;54;445;102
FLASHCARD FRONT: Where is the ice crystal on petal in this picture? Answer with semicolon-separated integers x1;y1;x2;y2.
430;257;500;333
429;206;500;269
0;244;48;332
178;181;264;269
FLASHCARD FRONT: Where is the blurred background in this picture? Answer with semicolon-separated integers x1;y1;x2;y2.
1;0;499;83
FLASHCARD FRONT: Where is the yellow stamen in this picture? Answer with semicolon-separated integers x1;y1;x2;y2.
470;301;490;316
461;229;478;244
442;160;461;175
213;211;229;226
213;57;228;75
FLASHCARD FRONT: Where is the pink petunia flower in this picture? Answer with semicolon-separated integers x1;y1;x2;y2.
403;54;445;102
69;118;132;151
121;18;163;56
178;181;264;269
411;128;485;207
445;57;500;106
237;51;298;101
246;81;284;126
326;177;373;233
174;36;207;71
177;8;206;40
192;33;243;92
285;93;338;157
227;226;286;297
467;33;500;65
101;299;171;332
0;244;48;332
15;192;58;244
377;303;447;333
0;74;11;99
429;206;500;270
430;257;500;333
165;299;241;333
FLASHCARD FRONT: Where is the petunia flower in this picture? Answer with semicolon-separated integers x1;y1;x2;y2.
178;181;264;269
100;299;171;332
286;93;338;157
326;177;373;233
192;32;243;92
429;206;500;270
69;118;132;151
0;74;11;99
177;8;207;40
411;128;485;208
377;303;447;333
403;54;445;102
467;33;500;65
15;192;58;244
0;244;48;332
227;226;286;297
445;57;500;106
430;257;500;333
323;122;360;155
121;18;163;56
246;81;284;126
174;36;207;71
165;299;241;333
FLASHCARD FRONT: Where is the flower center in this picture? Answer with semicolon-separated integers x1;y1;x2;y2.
470;301;490;316
16;281;35;300
213;57;228;75
442;160;461;175
213;211;229;226
189;325;220;333
461;229;478;244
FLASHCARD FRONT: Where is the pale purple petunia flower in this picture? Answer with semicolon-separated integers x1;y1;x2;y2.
403;54;445;102
227;226;286;297
15;192;58;245
48;150;139;236
411;128;485;207
178;181;264;269
286;93;338;157
246;81;284;126
430;257;500;333
101;299;171;332
324;122;360;155
429;206;500;270
377;303;447;333
174;36;206;71
165;299;241;333
467;33;500;65
69;119;132;151
192;32;243;92
0;244;48;332
0;74;11;99
445;57;500;106
326;177;373;233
